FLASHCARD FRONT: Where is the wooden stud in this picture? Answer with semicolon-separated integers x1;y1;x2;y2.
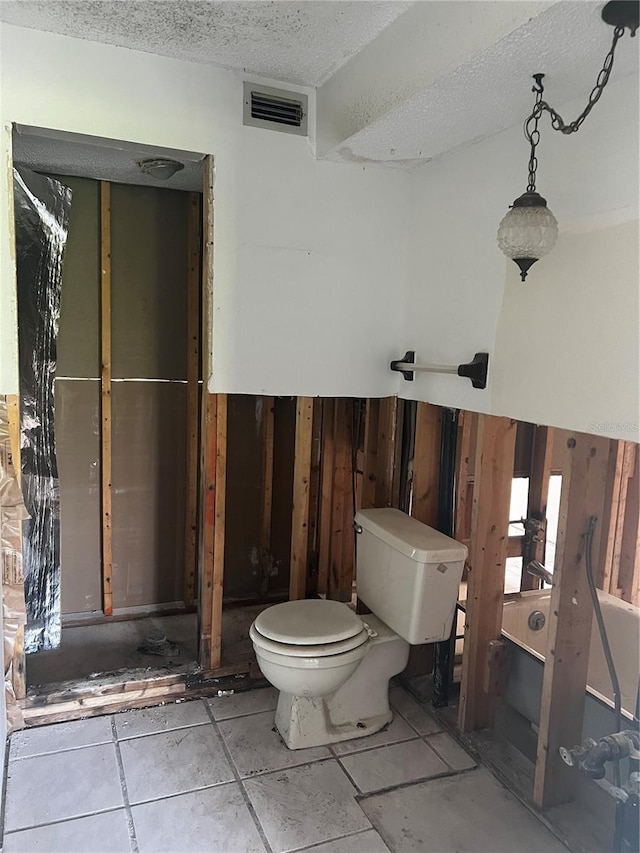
100;181;113;618
329;399;354;602
533;431;609;809
317;399;335;595
607;442;636;597
615;445;640;604
184;192;201;607
290;397;314;601
259;396;275;597
412;403;442;526
376;397;397;507
198;155;222;667
361;399;380;510
6;394;26;701
306;398;323;594
458;415;517;732
198;393;217;665
597;440;627;592
521;426;554;591
454;411;475;544
210;394;227;669
391;399;405;509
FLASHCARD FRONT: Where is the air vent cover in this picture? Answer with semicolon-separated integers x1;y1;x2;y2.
243;83;308;137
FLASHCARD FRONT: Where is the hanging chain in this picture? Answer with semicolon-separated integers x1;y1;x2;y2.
525;82;544;192
523;24;629;192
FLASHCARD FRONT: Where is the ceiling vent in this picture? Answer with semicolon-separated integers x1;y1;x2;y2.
243;83;308;137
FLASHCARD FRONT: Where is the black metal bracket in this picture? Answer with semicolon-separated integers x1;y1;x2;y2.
389;350;415;381
389;351;489;389
457;352;489;389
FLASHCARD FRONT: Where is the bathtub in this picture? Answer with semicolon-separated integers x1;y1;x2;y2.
501;589;639;719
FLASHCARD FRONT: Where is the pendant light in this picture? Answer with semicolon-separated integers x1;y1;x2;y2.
497;1;638;281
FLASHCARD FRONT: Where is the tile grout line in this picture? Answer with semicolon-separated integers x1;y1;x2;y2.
111;716;140;853
3;804;132;836
288;826;384;853
353;764;479;802
0;731;13;847
203;699;275;853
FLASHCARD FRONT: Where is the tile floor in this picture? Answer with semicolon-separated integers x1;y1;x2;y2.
2;684;567;852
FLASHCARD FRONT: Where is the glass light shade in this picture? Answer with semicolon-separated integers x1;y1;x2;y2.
497;204;558;259
497;192;558;280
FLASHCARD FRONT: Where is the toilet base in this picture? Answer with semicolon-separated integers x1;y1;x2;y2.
275;693;393;750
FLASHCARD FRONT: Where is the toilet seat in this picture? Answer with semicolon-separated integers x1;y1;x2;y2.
254;599;363;645
250;623;369;658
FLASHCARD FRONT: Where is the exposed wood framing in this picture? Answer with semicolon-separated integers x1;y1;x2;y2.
289;397;314;600
406;402;442;677
521;426;554;591
306;398;323;595
361;399;380;510
197;155;227;669
210;395;227;668
458;415;517;732
454;410;474;545
99;181;113;618
603;442;636;599
598;440;627;591
615;444;640;604
20;662;261;727
184;191;201;607
6;394;26;701
412;402;442;526
533;431;609;809
259;396;275;598
199;394;217;665
329;399;355;602
317;399;335;595
376;398;397;507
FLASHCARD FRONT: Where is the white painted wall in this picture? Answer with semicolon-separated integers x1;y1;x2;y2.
403;73;639;442
0;24;409;398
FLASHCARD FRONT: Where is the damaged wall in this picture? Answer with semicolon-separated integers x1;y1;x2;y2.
0;23;409;401
54;177;190;614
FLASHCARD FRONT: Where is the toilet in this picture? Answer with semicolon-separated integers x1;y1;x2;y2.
249;507;467;749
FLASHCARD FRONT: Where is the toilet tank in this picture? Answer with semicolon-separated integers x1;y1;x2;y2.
355;508;467;645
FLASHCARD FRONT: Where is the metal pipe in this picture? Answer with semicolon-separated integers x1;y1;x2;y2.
392;362;459;376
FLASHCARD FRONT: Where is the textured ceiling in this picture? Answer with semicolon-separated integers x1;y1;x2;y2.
0;0;412;86
327;1;639;166
12;128;204;192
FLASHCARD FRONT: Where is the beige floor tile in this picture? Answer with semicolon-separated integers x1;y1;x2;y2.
209;687;278;721
361;768;567;852
331;712;418;756
339;739;448;794
3;809;132;853
114;699;210;739
4;744;123;832
119;726;234;804
132;783;266;852
244;760;371;853
218;709;330;777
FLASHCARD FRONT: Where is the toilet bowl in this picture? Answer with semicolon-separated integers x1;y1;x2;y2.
250;508;467;750
250;599;409;749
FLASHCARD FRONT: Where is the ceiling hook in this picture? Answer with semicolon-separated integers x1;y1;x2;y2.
532;73;545;94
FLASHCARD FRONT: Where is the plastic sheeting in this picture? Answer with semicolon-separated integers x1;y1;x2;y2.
0;396;28;731
14;167;72;654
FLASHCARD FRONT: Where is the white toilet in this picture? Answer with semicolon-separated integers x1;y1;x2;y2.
249;507;467;749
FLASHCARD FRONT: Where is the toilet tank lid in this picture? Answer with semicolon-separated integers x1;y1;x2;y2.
355;508;468;563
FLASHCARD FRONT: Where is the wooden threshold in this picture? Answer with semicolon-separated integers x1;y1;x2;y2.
21;660;263;727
